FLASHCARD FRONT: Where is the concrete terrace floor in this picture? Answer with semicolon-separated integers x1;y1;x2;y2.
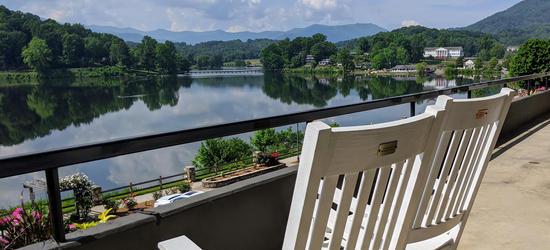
460;117;550;249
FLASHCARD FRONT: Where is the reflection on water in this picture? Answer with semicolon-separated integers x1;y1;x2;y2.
0;74;473;206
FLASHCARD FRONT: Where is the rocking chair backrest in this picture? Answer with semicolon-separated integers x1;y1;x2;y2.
406;88;516;247
283;101;447;250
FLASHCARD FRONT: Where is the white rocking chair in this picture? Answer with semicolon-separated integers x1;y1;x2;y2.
283;103;448;249
406;88;515;250
158;88;515;250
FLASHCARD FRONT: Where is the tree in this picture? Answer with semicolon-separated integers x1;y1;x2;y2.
0;31;27;70
455;56;464;68
197;55;210;70
109;39;131;67
357;37;370;53
251;129;278;152
260;44;284;70
84;36;109;65
155;41;177;74
137;36;157;71
192;138;252;173
395;47;409;65
486;57;499;73
416;62;428;75
337;48;355;73
209;54;223;69
474;57;484;71
61;33;84;67
371;53;387;70
310;41;337;61
22;38;53;75
490;44;506;59
509;39;550;76
176;53;191;72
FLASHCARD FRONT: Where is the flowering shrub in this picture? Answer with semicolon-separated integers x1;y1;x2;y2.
0;206;51;249
255;151;281;167
163;187;179;196
60;173;95;221
122;194;138;210
153;191;163;200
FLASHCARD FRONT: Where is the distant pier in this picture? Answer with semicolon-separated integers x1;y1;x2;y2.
186;68;263;77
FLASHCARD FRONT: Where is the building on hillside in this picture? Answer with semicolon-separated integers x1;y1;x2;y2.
464;59;475;69
305;55;315;64
318;59;332;66
389;65;417;73
507;46;519;53
423;47;464;59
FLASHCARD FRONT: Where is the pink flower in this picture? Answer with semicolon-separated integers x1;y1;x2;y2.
12;207;23;218
0;236;9;245
69;224;76;230
32;211;42;220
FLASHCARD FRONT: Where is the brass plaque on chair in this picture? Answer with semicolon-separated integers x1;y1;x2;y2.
378;141;398;156
476;109;489;119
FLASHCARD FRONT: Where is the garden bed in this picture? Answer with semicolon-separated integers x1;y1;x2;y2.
202;163;287;188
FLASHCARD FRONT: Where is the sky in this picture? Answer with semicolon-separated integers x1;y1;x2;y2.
1;0;522;32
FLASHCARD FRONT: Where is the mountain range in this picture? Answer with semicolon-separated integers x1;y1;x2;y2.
464;0;550;45
88;23;387;44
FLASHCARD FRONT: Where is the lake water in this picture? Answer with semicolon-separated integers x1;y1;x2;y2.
0;73;476;207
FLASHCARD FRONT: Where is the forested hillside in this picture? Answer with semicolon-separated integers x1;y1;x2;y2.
0;5;129;71
174;39;275;64
465;0;550;45
343;26;505;65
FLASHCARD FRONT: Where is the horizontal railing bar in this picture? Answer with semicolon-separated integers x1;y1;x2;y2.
101;173;185;194
0;72;548;178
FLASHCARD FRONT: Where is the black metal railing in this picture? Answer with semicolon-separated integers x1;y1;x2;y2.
0;72;549;242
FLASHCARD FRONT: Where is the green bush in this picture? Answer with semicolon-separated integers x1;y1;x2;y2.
192;138;252;173
177;182;191;193
251;128;278;152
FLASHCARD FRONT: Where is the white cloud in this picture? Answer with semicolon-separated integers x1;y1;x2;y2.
401;19;421;27
300;0;338;10
1;0;522;31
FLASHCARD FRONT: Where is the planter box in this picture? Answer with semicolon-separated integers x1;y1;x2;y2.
202;163;287;188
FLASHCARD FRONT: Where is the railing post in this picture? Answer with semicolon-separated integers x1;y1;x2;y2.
45;168;66;242
409;101;415;117
467;90;472;99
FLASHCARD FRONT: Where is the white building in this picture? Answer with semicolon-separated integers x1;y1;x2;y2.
305;55;315;64
424;47;464;59
506;46;519;53
318;59;331;66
